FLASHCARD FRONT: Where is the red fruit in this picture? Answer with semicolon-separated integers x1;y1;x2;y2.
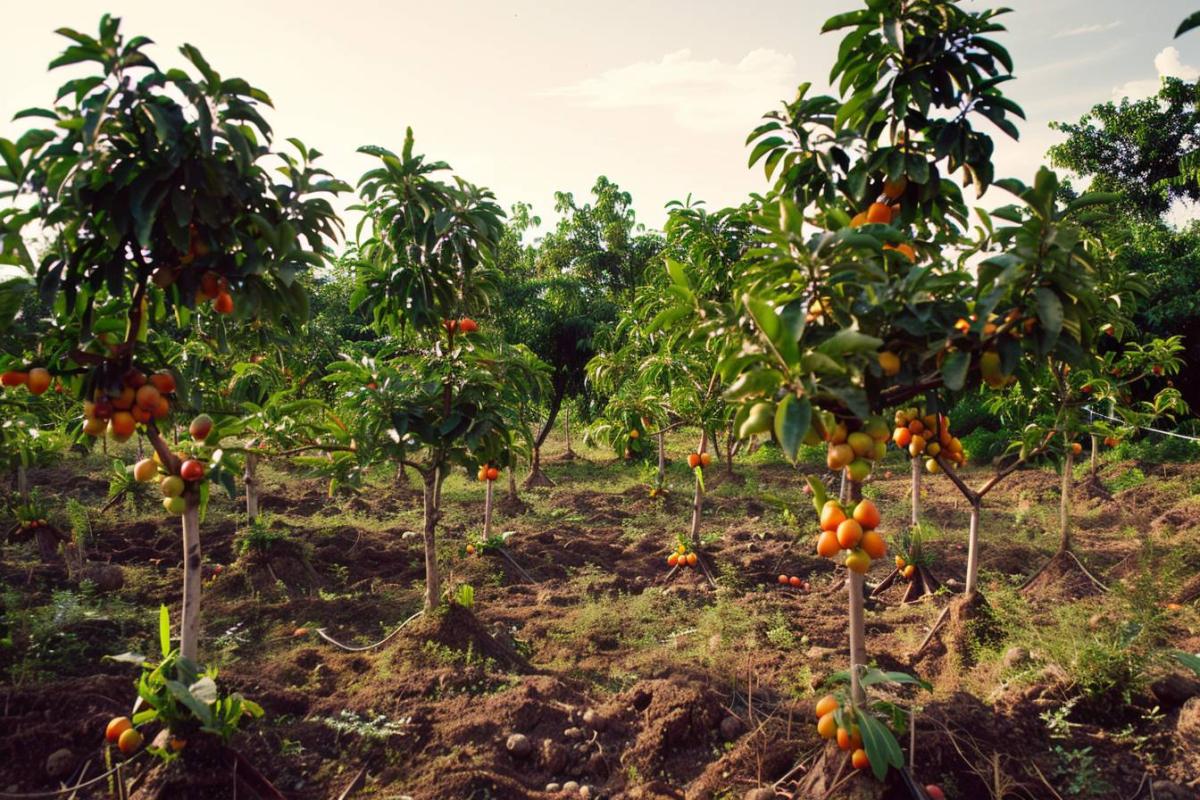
687;453;701;469
123;368;147;389
136;384;161;412
180;459;205;482
459;318;479;333
851;748;870;770
200;271;222;300
443;319;458;333
668;553;680;567
149;371;176;394
925;786;945;800
788;576;802;588
1;370;27;388
27;368;51;396
778;574;789;585
189;414;214;442
486;467;500;481
213;292;234;314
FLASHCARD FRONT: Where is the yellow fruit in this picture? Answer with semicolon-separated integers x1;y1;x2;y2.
846;459;872;483
845;549;871;574
926;458;940;474
133;459;157;482
847;431;874;458
878;351;901;376
814;695;839;718
827;444;855;471
117;727;143;755
817;711;837;739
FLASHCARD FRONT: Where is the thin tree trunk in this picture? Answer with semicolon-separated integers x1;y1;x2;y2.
839;468;849;503
421;469;441;611
244;453;259;523
964;501;981;596
1089;434;1098;479
483;477;494;539
724;422;735;478
16;463;28;500
688;431;710;547
507;463;518;501
910;456;921;528
180;493;202;661
563;405;574;457
656;432;666;489
848;571;866;704
1060;443;1073;552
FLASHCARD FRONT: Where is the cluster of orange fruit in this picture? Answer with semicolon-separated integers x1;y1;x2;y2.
82;369;177;440
104;716;144;756
814;695;871;770
815;498;886;574
666;544;698;568
824;416;891;483
776;574;812;591
849;177;916;263
196;271;234;314
124;414;212;514
687;451;713;469
476;464;501;482
443;317;480;334
890;408;965;474
894;554;917;581
0;367;52;395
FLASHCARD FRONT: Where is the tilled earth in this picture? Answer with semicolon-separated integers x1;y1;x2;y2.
2;449;1199;799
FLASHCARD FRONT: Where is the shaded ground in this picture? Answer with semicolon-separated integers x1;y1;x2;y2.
2;435;1199;798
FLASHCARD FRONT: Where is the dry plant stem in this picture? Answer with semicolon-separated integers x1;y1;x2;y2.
688;429;709;547
179;493;201;661
848;571;866;704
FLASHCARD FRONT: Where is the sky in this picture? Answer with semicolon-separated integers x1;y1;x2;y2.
2;1;1199;235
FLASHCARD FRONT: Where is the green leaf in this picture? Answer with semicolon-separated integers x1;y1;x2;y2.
159;604;171;658
941;350;969;391
1036;286;1064;344
815;329;884;357
855;709;904;781
806;475;829;517
1174;650;1200;677
165;679;214;727
0;140;22;183
665;258;691;290
1177;11;1200;37
774;395;811;463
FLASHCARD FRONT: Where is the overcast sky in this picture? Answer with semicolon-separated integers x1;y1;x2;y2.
2;1;1198;234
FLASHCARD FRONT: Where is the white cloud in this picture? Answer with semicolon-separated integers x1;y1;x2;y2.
542;48;796;133
1113;46;1200;100
1052;20;1121;39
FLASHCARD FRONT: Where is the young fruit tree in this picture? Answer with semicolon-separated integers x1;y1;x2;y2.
0;16;346;661
324;130;548;610
687;1;1122;780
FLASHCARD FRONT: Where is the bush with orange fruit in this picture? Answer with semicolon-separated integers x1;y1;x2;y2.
823;414;891;484
666;541;700;569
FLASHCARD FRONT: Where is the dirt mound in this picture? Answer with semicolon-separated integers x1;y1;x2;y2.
1020;549;1106;602
399;602;532;672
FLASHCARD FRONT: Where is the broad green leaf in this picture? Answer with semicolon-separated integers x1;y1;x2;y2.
940;350;969;391
774;395;811;463
855;709;904;781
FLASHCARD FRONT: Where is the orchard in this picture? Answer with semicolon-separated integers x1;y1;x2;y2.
1;4;1200;799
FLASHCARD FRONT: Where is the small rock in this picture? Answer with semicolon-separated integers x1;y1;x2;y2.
806;646;837;660
564;726;584;739
540;739;569;773
744;789;774;800
401;530;418;540
1177;697;1200;744
1039;663;1070;687
505;733;532;758
563;781;580;793
582;708;607;731
1151;781;1192;800
45;748;73;779
1151;673;1200;708
719;715;745;741
1002;646;1030;670
546;784;561;793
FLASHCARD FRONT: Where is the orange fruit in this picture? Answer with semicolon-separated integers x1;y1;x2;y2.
153;395;170;420
851;748;870;770
866;203;891;224
837;724;863;751
819;501;846;532
106;716;132;743
778;574;789;585
861;531;886;560
817;711;837;739
852;500;880;530
669;553;680;567
688;453;701;469
700;452;712;467
903;564;916;579
486;467;500;481
817;530;840;558
110;412;136;439
877;351;901;376
1070;442;1083;456
149;371;176;394
789;576;802;588
882;176;907;199
27;368;51;395
827;443;854;470
686;552;698;567
135;384;161;411
117;727;143;756
836;519;863;549
850;211;869;227
907;419;924;434
213;292;234;314
814;695;839;718
893;427;912;447
1;370;27;388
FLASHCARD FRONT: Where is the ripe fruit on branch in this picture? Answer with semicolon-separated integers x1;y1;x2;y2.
687;452;701;469
1;370;27;387
117;727;143;756
189;414;214;442
844;548;871;574
486;467;500;481
836;518;864;549
1070;442;1083;456
817;530;840;557
459;318;479;333
149;371;176;394
213;291;234;314
817;711;838;739
866;202;892;224
819;500;846;532
83;416;107;437
110;412;136;441
27;368;51;395
161;475;185;497
134;459;158;482
105;717;132;744
814;695;838;718
837;724;862;751
877;351;901;376
136;384;161;411
629;429;639;439
180;459;205;482
851;748;870;770
882;176;907;199
861;531;886;560
852;499;880;529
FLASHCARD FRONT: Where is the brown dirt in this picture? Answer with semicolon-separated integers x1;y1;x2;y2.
3;457;1200;798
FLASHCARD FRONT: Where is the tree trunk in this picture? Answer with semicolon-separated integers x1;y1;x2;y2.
688;431;709;547
910;456;921;528
848;572;867;705
16;463;28;500
656;432;666;489
421;469;441;611
523;445;555;488
1089;434;1099;479
244;453;259;523
563;405;575;459
724;422;735;478
483;477;495;539
964;500;981;596
507;463;519;501
180;492;202;661
839;468;849;503
1060;443;1074;552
